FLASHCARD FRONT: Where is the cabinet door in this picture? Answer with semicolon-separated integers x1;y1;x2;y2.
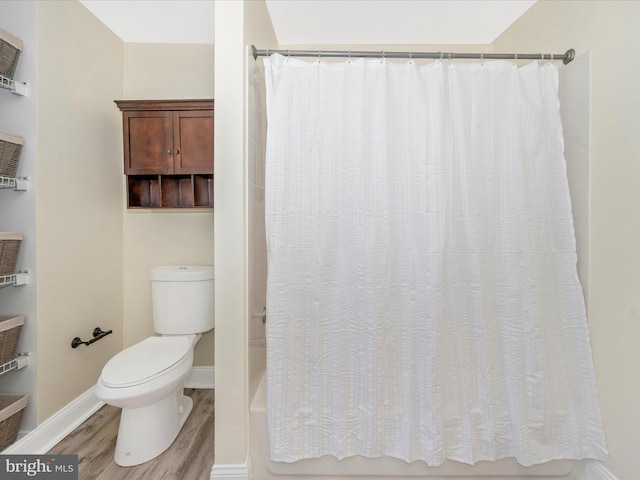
123;111;173;174
174;110;214;174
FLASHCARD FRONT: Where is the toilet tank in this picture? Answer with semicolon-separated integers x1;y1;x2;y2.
150;266;214;334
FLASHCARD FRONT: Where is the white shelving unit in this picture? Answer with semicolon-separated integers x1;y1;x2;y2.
0;74;27;97
0;355;28;378
0;271;30;288
1;8;35;445
1;29;29;289
0;175;28;191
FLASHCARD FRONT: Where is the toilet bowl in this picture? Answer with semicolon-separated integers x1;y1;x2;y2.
96;335;197;408
95;335;200;466
95;265;214;467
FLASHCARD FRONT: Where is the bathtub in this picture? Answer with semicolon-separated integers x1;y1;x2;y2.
250;372;583;480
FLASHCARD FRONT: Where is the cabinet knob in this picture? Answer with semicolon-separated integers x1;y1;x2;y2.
167;149;172;154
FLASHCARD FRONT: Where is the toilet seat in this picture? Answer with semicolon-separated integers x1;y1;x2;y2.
101;336;191;388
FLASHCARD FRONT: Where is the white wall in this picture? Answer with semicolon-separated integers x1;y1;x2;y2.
495;2;640;478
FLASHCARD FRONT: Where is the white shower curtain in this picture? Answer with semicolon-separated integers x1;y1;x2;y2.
264;54;608;466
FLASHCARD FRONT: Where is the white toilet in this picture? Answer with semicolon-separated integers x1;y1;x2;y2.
96;265;214;466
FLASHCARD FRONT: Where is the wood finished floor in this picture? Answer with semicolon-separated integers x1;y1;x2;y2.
47;389;214;480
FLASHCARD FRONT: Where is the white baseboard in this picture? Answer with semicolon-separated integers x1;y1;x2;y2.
211;456;252;480
210;458;613;480
585;460;619;480
186;366;215;389
2;386;103;455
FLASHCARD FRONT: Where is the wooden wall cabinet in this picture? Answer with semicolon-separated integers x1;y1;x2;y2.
115;99;214;208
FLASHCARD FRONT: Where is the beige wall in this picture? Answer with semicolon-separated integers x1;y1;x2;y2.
213;0;277;468
121;43;215;366
123;43;214;100
213;0;247;466
278;43;494;58
246;0;278;405
495;2;640;478
35;0;124;421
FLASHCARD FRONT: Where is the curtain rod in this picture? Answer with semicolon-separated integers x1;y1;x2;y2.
251;45;575;65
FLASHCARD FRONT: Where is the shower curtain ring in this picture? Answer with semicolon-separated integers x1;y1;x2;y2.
541;53;544;61
551;53;554;61
440;51;444;61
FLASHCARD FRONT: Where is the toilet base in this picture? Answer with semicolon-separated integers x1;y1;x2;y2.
114;387;193;467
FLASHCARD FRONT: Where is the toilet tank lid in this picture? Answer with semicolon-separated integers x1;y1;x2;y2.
150;265;213;281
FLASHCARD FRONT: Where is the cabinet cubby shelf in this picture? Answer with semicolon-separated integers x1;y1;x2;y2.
0;75;28;96
0;176;28;191
128;174;213;208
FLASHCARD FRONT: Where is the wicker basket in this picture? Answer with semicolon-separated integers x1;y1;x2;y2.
0;315;24;364
0;27;23;80
0;232;23;277
0;131;25;178
0;394;28;451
